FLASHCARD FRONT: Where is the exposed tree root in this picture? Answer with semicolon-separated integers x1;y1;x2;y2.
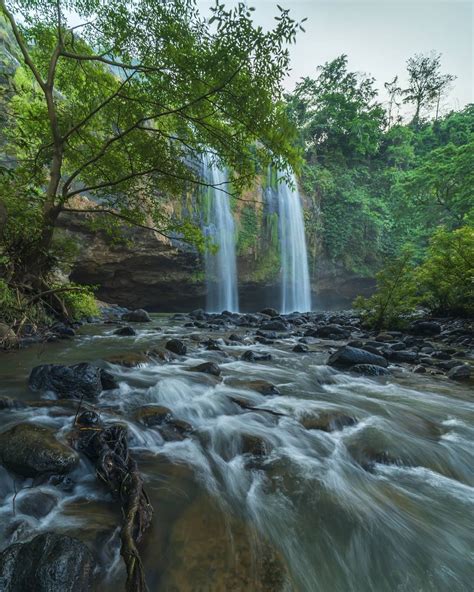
72;419;153;592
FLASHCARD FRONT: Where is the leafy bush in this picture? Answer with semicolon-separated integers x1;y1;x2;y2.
61;284;99;321
416;226;473;316
353;248;419;329
354;226;474;327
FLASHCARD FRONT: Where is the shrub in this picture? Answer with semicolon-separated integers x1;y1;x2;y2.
61;284;99;321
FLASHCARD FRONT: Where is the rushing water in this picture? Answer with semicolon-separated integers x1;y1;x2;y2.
276;173;311;314
202;155;239;313
0;316;473;591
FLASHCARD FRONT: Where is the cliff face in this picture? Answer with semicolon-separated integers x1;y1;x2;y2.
58;197;374;312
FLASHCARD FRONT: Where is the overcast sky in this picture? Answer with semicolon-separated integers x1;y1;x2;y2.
199;0;473;115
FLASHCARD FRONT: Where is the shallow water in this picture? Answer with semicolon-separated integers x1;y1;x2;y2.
0;315;473;591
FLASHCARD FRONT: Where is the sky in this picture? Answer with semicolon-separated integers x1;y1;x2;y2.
199;0;473;115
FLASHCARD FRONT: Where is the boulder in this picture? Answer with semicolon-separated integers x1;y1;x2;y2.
113;326;137;336
228;379;280;396
350;364;390;376
241;434;269;456
293;344;309;353
261;320;288;332
241;350;272;363
0;424;79;477
409;321;441;336
388;350;417;363
228;333;243;342
121;309;151;322
260;308;279;318
135;405;173;427
166;339;187;356
29;363;106;400
300;412;356;432
328;346;388;369
413;365;427;374
447;365;471;381
188;362;221;377
105;352;150;367
99;369;118;390
16;490;58;520
0;532;95;592
159;418;193;442
314;324;350;339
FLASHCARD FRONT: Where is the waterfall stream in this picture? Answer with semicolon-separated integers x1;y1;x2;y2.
276;173;312;313
202;155;239;313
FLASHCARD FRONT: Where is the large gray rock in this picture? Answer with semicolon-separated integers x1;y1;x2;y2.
448;364;471;381
0;532;95;592
28;363;109;400
121;308;151;322
328;346;388;369
0;424;79;477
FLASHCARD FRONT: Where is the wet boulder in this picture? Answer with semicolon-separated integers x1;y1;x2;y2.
260;308;279;318
387;350;418;363
328;346;388;369
159;418;193;442
241;350;272;363
99;369;118;390
293;343;309;353
350;364;390;376
121;309;151;322
228;379;280;396
105;352;150;367
447;364;471;381
409;321;441;336
228;333;243;342
0;532;96;592
188;362;221;377
241;434;269;456
113;326;136;336
166;339;187;356
0;423;79;477
29;363;107;400
314;324;350;339
300;412;356;432
135;405;173;427
261;319;288;332
16;490;58;520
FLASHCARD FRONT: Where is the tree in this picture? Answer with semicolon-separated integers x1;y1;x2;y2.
0;0;301;282
287;55;385;165
402;51;455;125
384;75;402;128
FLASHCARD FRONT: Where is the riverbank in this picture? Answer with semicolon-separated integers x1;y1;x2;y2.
0;310;472;591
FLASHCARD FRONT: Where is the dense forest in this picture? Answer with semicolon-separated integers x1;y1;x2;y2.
0;1;472;333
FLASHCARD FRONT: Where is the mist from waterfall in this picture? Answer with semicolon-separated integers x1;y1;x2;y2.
202;154;239;313
276;172;312;313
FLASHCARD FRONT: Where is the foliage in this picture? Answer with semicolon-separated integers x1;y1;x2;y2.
402;52;455;124
60;283;99;320
0;0;302;277
416;226;474;316
353;248;419;329
354;226;474;327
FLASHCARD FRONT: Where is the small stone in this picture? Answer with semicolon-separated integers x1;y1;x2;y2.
16;490;58;519
241;350;272;363
413;365;427;374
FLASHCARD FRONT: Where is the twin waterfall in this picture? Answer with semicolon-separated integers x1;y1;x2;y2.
276;174;312;314
203;158;311;313
202;156;239;313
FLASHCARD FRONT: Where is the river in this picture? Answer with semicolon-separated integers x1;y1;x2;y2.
0;314;473;591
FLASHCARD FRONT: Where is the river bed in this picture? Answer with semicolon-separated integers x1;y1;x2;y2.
0;314;473;592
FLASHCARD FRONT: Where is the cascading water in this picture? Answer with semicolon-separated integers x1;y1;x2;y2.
202;154;239;313
276;172;312;313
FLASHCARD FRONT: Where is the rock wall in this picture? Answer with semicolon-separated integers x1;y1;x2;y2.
59;199;375;312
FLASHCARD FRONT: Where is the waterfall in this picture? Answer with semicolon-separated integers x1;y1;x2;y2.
276;172;312;313
202;154;239;313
